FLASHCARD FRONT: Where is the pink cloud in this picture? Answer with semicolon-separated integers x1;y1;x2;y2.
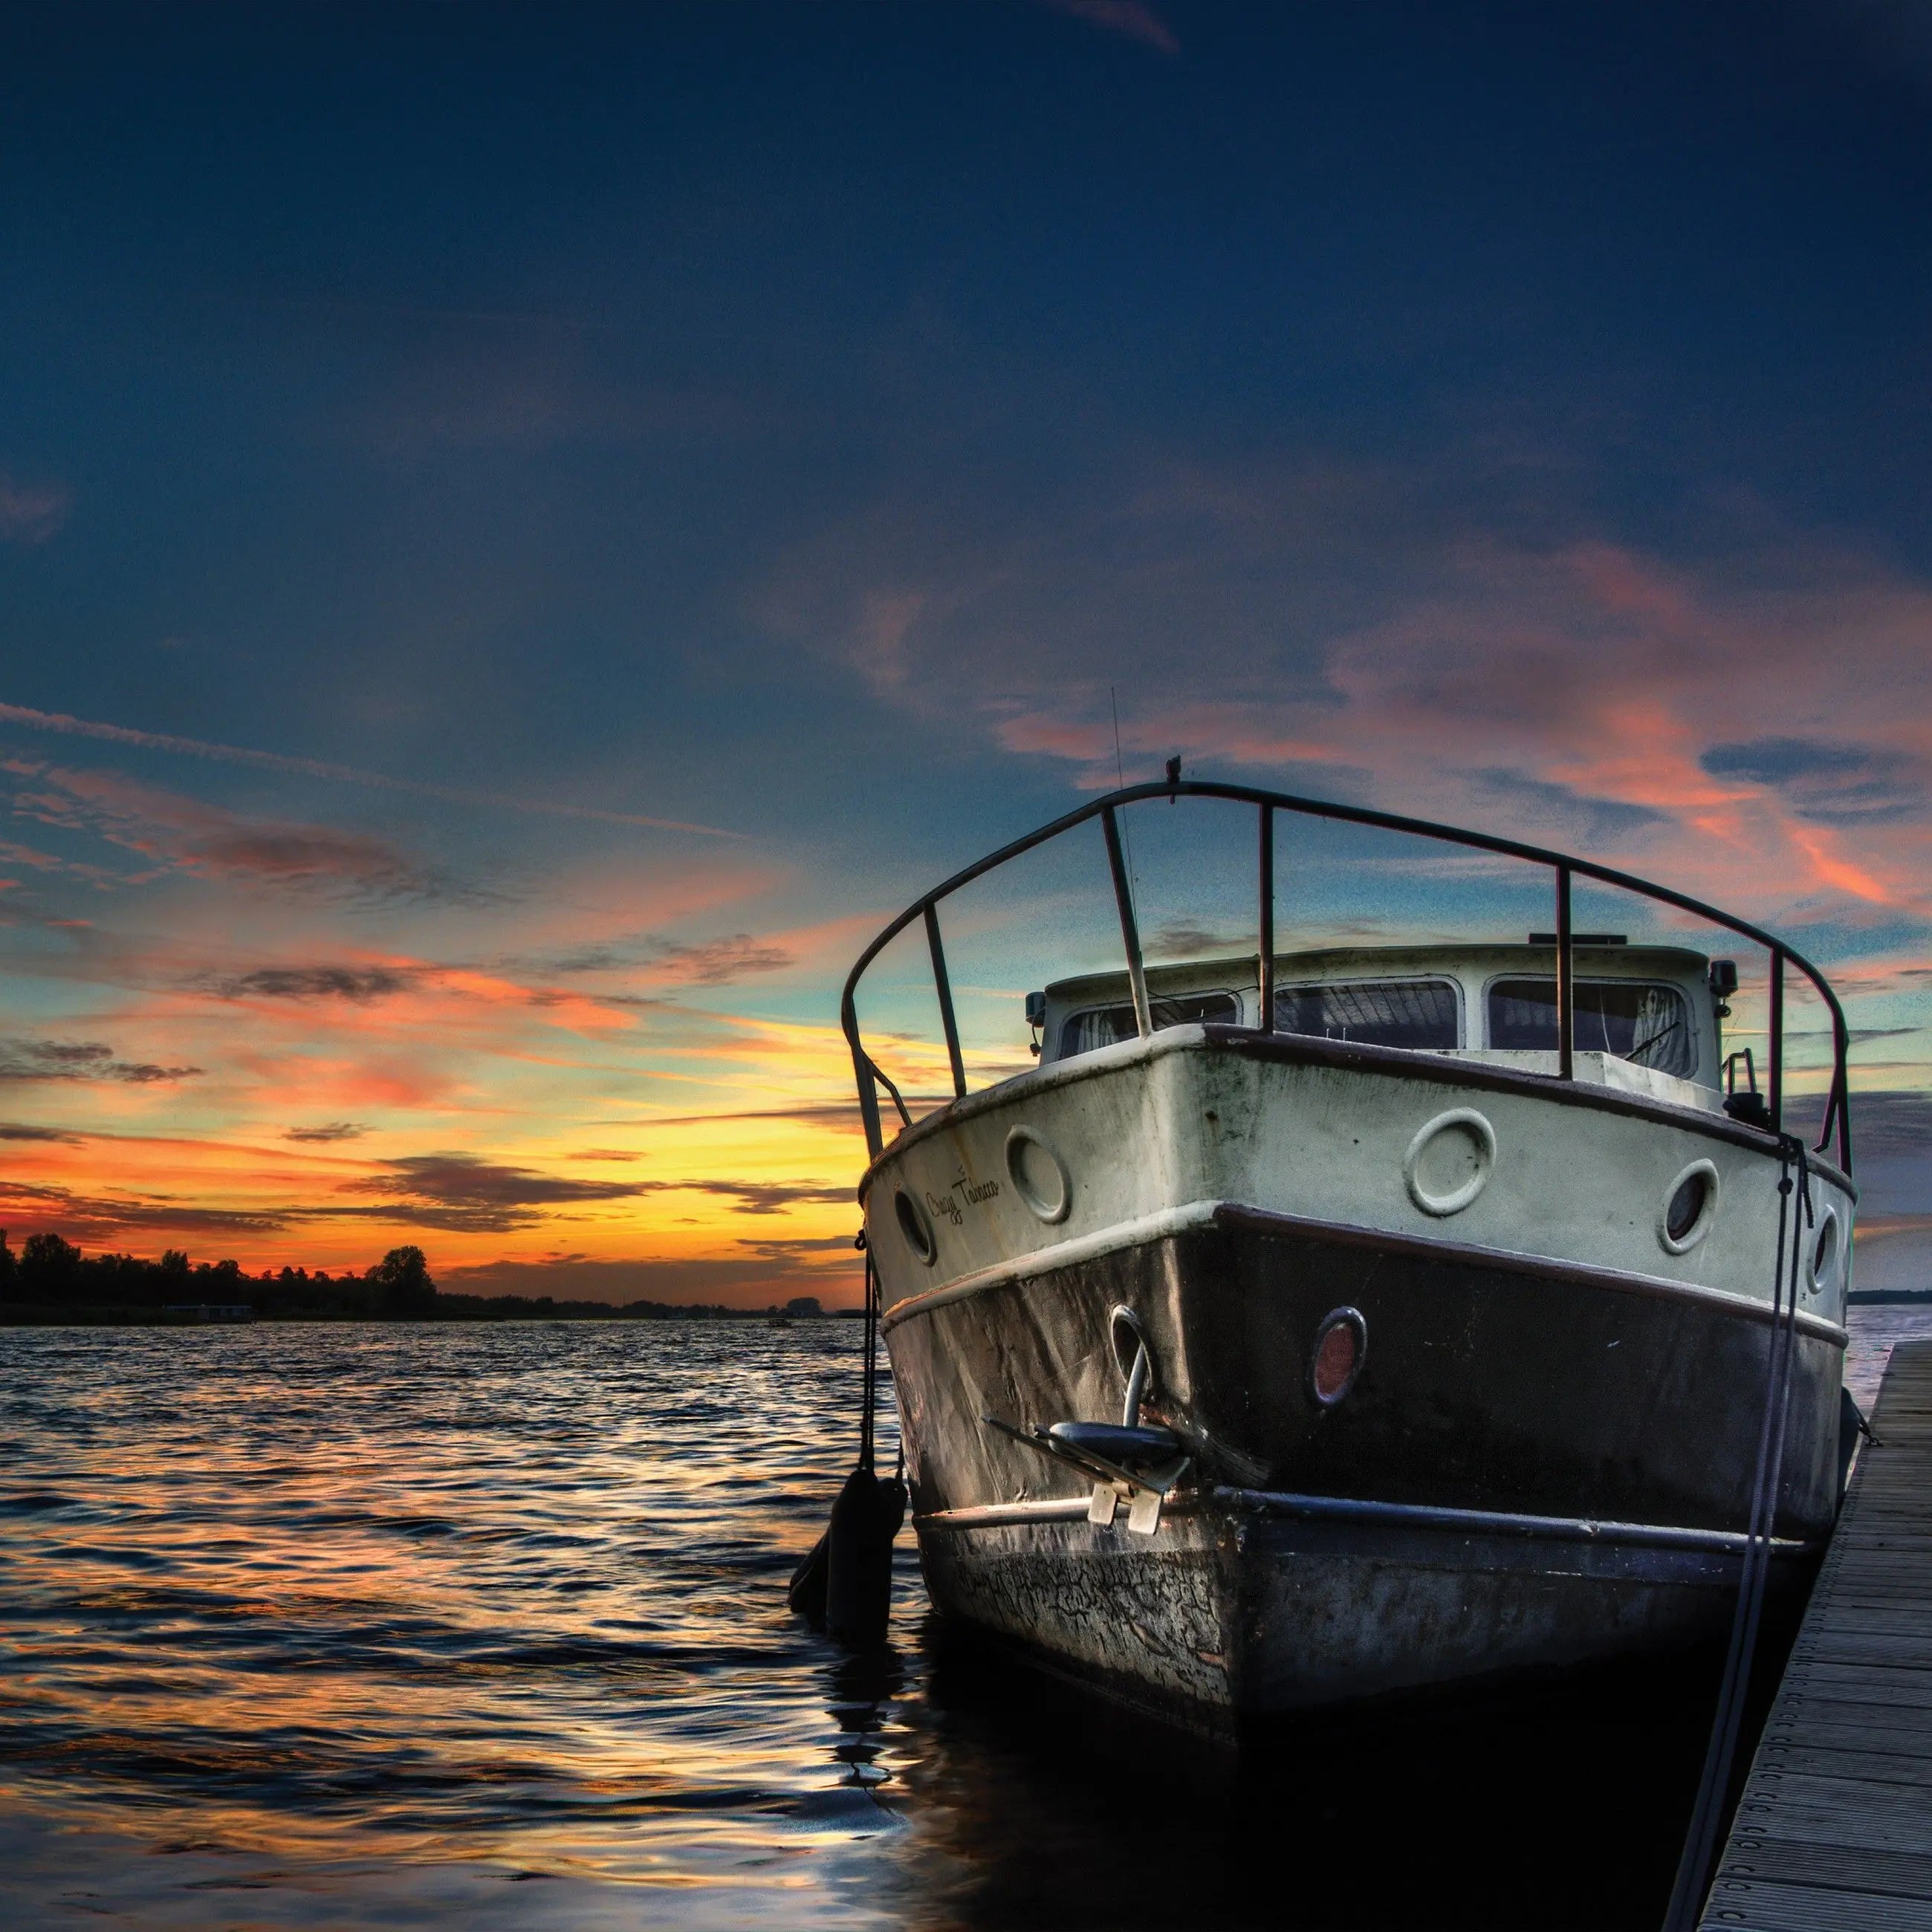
0;699;739;836
0;472;71;543
11;763;436;900
1045;0;1179;55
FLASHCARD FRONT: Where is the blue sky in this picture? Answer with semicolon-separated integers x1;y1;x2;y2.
1;1;1930;1297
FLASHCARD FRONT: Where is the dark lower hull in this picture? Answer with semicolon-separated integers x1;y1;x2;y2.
918;1494;1815;1729
889;1210;1840;1725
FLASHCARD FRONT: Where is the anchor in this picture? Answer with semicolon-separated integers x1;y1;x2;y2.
986;1306;1190;1535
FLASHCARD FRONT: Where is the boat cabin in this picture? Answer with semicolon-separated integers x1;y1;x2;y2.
1029;940;1736;1115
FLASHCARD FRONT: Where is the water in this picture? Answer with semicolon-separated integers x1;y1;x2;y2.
1;1311;1926;1931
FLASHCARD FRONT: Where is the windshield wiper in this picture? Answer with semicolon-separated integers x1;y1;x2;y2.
1624;1015;1686;1069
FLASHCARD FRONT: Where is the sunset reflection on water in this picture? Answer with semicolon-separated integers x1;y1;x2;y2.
2;1312;1927;1930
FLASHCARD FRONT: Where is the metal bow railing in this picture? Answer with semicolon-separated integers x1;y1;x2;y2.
839;779;1853;1174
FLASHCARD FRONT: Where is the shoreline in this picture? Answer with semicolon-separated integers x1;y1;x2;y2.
0;1301;863;1327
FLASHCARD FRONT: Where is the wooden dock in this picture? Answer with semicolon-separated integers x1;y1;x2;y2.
1699;1338;1932;1931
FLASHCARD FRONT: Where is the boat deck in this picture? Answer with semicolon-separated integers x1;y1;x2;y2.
1698;1338;1932;1931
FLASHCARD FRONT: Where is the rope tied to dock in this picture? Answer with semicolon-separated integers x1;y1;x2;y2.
1662;1133;1813;1932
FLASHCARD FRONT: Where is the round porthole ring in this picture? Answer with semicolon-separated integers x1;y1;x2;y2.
1403;1108;1497;1217
894;1187;938;1267
1808;1205;1841;1295
1005;1125;1072;1225
1658;1158;1720;1256
1309;1306;1369;1408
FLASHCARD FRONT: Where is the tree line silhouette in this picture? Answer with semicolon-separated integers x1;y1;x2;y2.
0;1234;830;1323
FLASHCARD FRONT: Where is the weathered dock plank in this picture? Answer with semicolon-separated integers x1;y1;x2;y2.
1762;1754;1932;1792
1700;1878;1932;1931
1701;1340;1932;1930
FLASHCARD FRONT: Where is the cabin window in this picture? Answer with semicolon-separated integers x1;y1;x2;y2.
1487;979;1695;1077
1274;979;1461;1051
1058;991;1240;1058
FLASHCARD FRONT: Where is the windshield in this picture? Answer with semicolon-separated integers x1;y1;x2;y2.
1488;978;1694;1077
1058;991;1240;1059
1274;979;1460;1051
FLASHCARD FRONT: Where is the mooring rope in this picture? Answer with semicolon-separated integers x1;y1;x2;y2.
1662;1134;1813;1931
858;1236;878;1474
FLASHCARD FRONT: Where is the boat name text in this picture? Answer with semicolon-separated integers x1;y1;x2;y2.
926;1170;1001;1225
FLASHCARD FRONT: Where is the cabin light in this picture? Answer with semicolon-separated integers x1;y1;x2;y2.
1309;1307;1368;1407
895;1188;938;1266
1708;958;1738;1020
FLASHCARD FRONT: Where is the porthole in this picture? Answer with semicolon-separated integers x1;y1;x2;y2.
1005;1126;1071;1224
895;1187;937;1266
1403;1109;1497;1216
1309;1307;1368;1407
1659;1160;1719;1256
1809;1208;1841;1297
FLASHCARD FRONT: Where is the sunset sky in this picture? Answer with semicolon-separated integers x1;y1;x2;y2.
4;1;1931;1305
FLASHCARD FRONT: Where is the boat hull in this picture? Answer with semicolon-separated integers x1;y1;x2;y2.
888;1210;1839;1726
918;1498;1809;1730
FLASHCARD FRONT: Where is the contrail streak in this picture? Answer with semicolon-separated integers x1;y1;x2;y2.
0;701;743;838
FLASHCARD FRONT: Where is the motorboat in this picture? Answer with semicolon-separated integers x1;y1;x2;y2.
840;779;1855;1730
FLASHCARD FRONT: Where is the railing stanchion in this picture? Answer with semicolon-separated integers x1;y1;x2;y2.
1769;947;1785;1135
924;901;967;1100
1101;804;1153;1038
1555;863;1574;1080
852;1040;884;1161
1258;804;1276;1033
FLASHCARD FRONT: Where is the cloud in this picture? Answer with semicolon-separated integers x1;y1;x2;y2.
647;934;794;985
1472;770;1672;845
1145;920;1248;958
675;1179;852;1215
342;1153;651;1233
0;1040;201;1084
372;1154;645;1206
12;763;444;901
1043;0;1179;54
0;473;71;543
768;462;1932;921
0;699;740;836
438;1253;843;1308
1700;738;1920;824
0;1123;82;1142
362;337;778;458
0;838;71;872
633;1101;866;1129
328;1153;852;1234
215;966;420;1002
284;1122;366;1143
544;932;797;985
0;1176;283;1240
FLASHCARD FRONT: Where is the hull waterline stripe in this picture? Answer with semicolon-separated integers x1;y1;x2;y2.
880;1197;1848;1347
914;1489;1818;1557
